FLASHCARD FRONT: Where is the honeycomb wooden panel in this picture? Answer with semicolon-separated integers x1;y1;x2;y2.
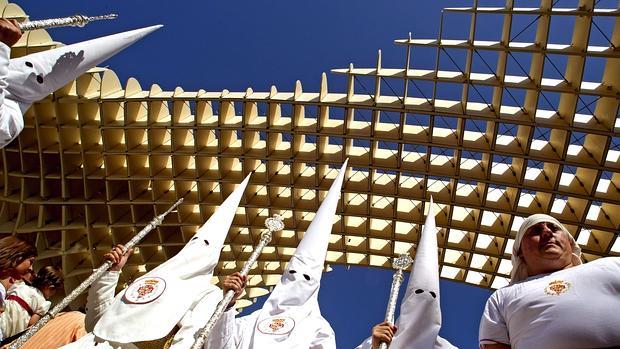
0;0;619;312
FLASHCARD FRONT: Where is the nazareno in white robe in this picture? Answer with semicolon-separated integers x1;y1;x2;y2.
62;175;252;348
0;25;161;148
203;161;349;349
202;254;336;349
355;197;458;349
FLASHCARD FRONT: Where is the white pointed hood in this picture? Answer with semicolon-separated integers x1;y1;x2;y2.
250;160;348;347
94;174;251;343
391;197;457;349
6;25;161;113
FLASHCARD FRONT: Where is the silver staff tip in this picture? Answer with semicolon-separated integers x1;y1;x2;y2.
393;253;413;270
87;13;119;22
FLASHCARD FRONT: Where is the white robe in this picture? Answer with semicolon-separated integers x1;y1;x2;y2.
0;42;26;148
62;271;222;349
204;305;335;349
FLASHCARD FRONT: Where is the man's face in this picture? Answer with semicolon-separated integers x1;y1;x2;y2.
520;221;574;275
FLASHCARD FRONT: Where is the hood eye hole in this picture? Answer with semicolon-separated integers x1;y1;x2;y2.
190;237;197;241
414;289;424;294
429;291;437;298
25;61;33;68
203;239;209;245
36;75;44;84
303;274;310;281
288;270;297;274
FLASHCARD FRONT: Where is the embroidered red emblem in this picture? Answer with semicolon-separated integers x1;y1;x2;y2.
124;277;167;304
137;281;156;297
257;316;295;335
268;318;286;332
544;279;570;296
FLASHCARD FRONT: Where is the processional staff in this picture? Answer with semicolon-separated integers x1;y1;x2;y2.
17;13;118;32
379;253;414;349
190;214;286;349
9;198;184;349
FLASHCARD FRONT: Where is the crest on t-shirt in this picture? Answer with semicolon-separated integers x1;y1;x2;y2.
123;277;166;304
544;279;571;296
257;316;295;335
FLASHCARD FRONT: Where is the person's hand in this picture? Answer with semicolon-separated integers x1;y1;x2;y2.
0;18;22;47
104;244;133;272
222;272;246;308
371;321;397;349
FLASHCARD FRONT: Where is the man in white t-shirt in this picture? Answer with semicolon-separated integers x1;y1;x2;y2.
479;214;620;349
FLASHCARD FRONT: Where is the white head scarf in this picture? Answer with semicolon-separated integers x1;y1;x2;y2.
511;213;582;284
250;160;348;348
94;174;251;343
6;25;162;113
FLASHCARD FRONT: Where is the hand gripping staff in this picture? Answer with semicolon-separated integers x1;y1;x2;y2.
379;254;414;349
190;214;285;349
18;13;118;32
9;198;184;349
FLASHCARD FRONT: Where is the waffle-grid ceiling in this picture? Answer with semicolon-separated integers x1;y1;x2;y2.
0;0;618;308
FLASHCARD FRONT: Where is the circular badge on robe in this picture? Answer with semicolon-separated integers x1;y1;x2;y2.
123;277;166;304
257;316;296;335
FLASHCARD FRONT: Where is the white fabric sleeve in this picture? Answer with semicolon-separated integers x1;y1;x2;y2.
84;270;120;332
0;303;13;339
0;42;24;148
436;335;459;349
0;43;10;106
170;287;223;349
478;292;510;347
0;283;5;341
203;308;238;349
310;318;337;349
354;331;450;349
354;336;372;349
31;289;51;315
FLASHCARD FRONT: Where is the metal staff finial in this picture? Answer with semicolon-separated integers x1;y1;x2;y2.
18;13;118;32
190;214;285;349
9;198;183;349
379;253;413;349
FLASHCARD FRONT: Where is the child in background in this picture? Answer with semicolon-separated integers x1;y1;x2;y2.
1;266;63;337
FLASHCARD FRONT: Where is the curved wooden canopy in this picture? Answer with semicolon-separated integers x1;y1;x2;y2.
0;0;618;309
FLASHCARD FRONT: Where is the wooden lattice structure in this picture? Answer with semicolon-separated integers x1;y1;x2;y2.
0;0;618;308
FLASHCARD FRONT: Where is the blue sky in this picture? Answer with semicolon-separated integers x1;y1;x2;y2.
23;1;497;348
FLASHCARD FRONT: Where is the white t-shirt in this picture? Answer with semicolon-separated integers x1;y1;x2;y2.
479;257;620;349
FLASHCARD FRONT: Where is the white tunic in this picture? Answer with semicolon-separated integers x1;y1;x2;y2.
204;305;335;349
479;257;620;349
